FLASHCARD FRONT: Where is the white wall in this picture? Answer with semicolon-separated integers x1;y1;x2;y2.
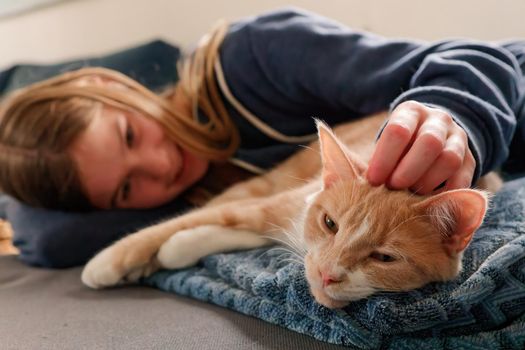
1;0;524;70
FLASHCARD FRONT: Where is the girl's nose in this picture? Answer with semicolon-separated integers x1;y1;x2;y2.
133;146;173;182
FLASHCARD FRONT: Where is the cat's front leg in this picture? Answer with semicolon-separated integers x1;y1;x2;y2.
81;209;227;288
81;198;283;288
81;184;308;289
81;225;271;289
156;225;271;269
81;225;173;289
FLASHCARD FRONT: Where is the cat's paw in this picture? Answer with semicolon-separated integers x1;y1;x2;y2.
157;225;270;269
157;227;210;269
81;245;121;289
81;233;160;289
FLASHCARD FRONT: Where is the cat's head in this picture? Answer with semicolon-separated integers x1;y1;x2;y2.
303;122;488;308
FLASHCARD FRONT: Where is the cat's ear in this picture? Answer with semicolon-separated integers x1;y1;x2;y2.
317;120;365;189
414;189;488;256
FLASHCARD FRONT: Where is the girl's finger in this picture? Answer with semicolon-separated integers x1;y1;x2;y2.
388;116;448;189
367;105;420;186
442;149;476;191
410;131;466;194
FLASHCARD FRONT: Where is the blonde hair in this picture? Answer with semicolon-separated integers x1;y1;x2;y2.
0;21;238;210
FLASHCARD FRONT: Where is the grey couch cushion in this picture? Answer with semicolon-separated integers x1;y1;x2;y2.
0;255;347;350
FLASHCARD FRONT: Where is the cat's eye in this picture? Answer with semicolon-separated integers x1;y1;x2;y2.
369;252;396;263
323;214;338;234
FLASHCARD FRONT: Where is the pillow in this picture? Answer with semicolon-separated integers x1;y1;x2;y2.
0;40;180;93
8;197;192;268
0;40;191;267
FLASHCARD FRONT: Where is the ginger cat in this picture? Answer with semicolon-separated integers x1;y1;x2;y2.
82;112;497;308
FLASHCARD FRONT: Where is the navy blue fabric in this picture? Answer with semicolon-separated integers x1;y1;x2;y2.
145;177;525;349
221;9;525;177
8;198;192;267
0;40;180;93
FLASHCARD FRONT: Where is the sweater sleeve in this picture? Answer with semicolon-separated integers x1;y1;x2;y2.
222;8;525;180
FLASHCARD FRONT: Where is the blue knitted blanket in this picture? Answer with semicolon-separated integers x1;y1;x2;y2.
144;178;525;349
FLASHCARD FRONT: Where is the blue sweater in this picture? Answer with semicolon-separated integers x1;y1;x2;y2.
8;8;525;267
221;8;525;180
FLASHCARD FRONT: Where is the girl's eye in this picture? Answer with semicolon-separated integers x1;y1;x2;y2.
125;123;134;147
323;214;338;234
369;252;396;263
121;178;131;202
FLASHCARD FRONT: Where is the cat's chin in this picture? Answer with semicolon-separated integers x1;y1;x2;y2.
310;287;349;309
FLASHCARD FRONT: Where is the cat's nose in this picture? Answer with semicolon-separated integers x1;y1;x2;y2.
320;270;342;288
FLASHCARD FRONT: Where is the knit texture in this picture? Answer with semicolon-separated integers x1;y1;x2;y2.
144;178;525;349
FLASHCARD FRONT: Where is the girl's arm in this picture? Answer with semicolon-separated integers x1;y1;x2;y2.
221;8;524;184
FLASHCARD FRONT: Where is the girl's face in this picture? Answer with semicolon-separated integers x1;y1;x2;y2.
70;105;209;209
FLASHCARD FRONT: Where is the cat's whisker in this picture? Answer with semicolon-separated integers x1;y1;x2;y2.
290;234;307;254
270;249;304;263
254;245;301;262
264;221;292;236
285;184;304;192
272;246;303;261
279;258;304;265
298;144;320;156
264;246;305;264
284;219;308;252
263;222;288;237
263;224;286;235
253;248;281;263
265;221;284;229
263;233;306;258
283;173;310;184
263;219;308;256
286;239;307;257
264;237;306;259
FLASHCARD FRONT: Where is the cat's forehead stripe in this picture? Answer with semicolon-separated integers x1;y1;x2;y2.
351;217;369;241
338;216;372;250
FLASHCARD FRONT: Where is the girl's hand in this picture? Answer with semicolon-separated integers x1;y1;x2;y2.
366;101;476;194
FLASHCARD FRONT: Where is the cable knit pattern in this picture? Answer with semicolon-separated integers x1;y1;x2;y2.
144;178;525;349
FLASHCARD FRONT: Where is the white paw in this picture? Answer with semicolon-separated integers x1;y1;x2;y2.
157;225;270;269
157;227;211;269
81;246;122;289
81;244;158;289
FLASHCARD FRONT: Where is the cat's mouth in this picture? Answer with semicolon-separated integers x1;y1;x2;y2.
304;254;376;308
310;286;349;309
310;282;377;308
304;256;350;308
